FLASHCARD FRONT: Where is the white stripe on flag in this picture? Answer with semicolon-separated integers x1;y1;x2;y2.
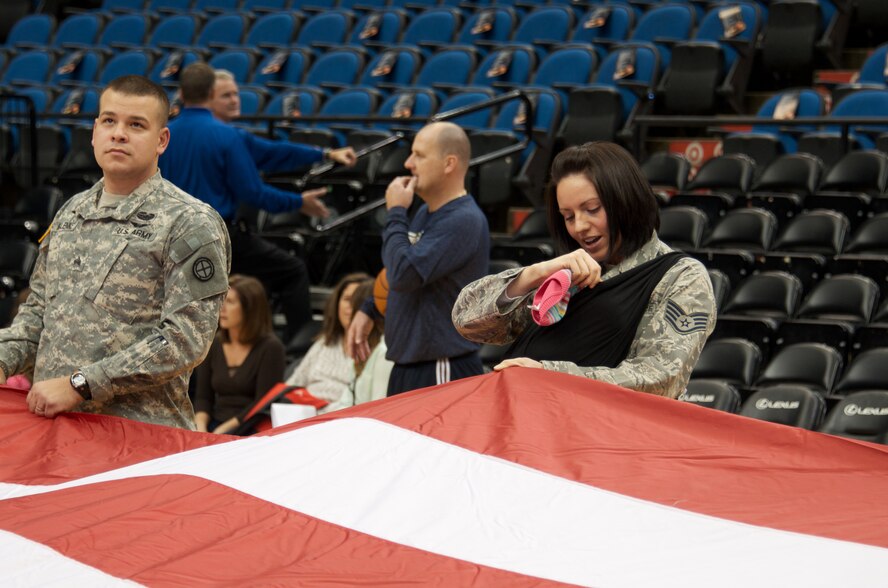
0;530;139;587
3;417;888;587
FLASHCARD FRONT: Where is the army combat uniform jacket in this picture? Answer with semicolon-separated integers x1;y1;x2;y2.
452;235;716;399
0;173;231;429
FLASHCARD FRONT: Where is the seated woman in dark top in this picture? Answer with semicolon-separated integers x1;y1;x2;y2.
452;142;716;399
194;274;285;434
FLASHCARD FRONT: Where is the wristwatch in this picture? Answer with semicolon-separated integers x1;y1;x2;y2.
70;371;92;401
323;147;332;161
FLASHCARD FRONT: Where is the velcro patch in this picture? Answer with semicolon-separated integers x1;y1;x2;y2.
665;299;709;334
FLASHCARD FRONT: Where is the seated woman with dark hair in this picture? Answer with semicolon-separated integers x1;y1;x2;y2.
284;272;371;413
452;142;716;398
195;274;285;434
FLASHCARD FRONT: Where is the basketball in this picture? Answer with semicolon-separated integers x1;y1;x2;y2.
373;268;389;316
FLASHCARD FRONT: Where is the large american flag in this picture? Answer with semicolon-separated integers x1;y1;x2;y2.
1;368;888;586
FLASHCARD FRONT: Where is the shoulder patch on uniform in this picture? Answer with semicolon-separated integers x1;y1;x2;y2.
665;299;709;335
192;257;215;282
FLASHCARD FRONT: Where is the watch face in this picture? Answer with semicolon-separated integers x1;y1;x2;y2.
72;373;86;388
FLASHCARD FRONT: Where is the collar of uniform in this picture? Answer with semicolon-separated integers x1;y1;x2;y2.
601;233;671;281
75;172;163;221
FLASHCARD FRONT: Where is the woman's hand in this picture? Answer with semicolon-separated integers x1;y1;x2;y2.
212;417;240;435
494;357;543;371
506;249;602;298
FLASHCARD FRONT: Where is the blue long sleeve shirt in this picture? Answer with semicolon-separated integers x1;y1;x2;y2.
160;108;305;222
237;128;324;174
381;195;490;364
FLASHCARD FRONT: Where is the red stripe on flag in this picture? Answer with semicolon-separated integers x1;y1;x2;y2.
0;475;571;587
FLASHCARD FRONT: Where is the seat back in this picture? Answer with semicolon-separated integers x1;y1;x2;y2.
752;153;823;197
98;14;149;49
756;342;843;394
401;7;461;51
705;207;778;252
456;6;516;47
251;49;311;87
642;152;690;191
196;14;246;50
835;348;888;395
6;14;54;49
147;14;198;48
348;9;406;49
52;13;101;48
723;271;803;319
511;6;574;59
571;5;634;44
302;49;365;88
659;206;708;250
629;3;695;68
819;150;888;195
772;209;849;255
751;89;826;136
471;45;536;88
739;385;826;429
372;89;437;131
691;337;762;388
149;50;200;87
2;50;53;86
209;50;254;83
844;213;888;254
99;50;152;85
435;90;495;130
687;154;756;193
50;49;102;87
247;12;299;49
415;47;477;89
679;380;742;412
819;390;888;441
857;42;888;85
359;47;422;89
797;274;880;323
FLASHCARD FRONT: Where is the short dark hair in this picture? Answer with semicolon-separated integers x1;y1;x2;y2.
102;75;170;126
545;142;659;263
179;62;216;104
221;274;273;345
318;272;371;346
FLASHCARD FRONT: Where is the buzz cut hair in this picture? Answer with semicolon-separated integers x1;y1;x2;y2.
102;75;170;127
179;62;216;105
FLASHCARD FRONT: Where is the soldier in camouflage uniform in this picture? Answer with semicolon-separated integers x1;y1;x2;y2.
452;143;715;399
0;75;231;429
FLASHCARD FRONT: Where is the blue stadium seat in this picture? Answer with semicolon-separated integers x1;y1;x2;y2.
51;13;103;50
456;6;516;53
508;5;575;62
469;45;536;93
293;11;354;55
209;49;255;84
195;14;247;53
148;49;201;88
96;13;150;52
290;87;381;148
347;9;406;54
1;50;54;87
98;50;153;85
49;49;102;87
4;13;54;52
146;14;198;50
797;90;888;169
412;47;478;102
435;89;496;130
525;45;598;110
627;3;695;71
570;4;634;52
245;12;300;51
398;7;462;57
358;47;422;95
251;48;312;89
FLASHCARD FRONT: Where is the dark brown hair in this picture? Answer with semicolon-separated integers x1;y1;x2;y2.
221;274;273;345
545;142;659;263
102;75;170;126
317;272;371;346
179;62;216;104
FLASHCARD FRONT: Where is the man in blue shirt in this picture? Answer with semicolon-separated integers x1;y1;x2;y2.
160;62;326;341
347;122;489;396
209;69;357;174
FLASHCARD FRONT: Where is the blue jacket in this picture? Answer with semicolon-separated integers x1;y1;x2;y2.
160;108;306;222
237;128;324;174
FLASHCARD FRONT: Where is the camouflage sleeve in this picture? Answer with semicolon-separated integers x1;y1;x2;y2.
80;213;232;403
452;267;536;345
0;237;50;378
541;258;716;399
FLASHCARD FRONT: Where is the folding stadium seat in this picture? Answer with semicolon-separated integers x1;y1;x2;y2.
289;87;382;149
49;49;102;87
358;47;422;95
777;273;878;354
834;348;888;397
195;14;247;55
1;50;54;89
245;12;301;51
519;45;598;112
570;4;634;50
434;89;496;131
797;90;888;171
830;43;888;105
703;207;778;253
502;5;575;62
261;90;320;140
469;46;536;94
292;11;354;55
722;270;803;320
149;50;201;89
468;88;561;208
642;151;690;202
805;150;888;228
490;207;556;266
397;7;462;57
51;13;103;51
625;3;696;72
95;13;150;52
690;336;763;391
250;49;312;89
411;47;478;103
294;48;366;97
209;50;255;84
659;2;762;115
455;6;517;53
145;14;198;52
723;89;826;169
97;50;152;85
4;14;55;53
755;342;843;395
739;385;826;430
760;0;848;75
819;390;888;442
558;43;659;146
741;153;824;227
658;205;708;251
840;213;888;255
679;379;742;412
757;208;848;295
669;154;756;223
347;9;407;54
